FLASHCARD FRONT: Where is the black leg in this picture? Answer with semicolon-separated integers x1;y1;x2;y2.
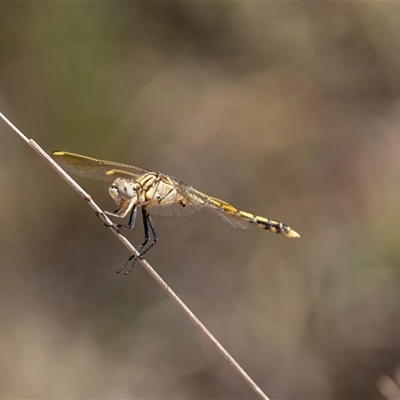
135;211;158;259
117;208;158;275
95;211;114;227
116;206;137;229
131;207;151;255
123;208;158;275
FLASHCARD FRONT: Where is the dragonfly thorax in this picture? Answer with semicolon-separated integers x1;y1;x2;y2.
109;177;138;206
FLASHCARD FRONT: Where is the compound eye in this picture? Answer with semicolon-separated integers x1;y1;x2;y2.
115;178;135;200
109;181;123;205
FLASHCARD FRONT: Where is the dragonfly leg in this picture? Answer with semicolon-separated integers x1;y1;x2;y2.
117;216;149;274
134;209;158;255
115;205;137;229
94;210;115;227
119;208;158;275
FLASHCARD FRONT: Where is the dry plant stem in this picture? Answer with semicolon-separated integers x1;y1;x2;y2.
0;111;270;400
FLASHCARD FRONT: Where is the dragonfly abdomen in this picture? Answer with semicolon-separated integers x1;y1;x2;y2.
239;211;299;238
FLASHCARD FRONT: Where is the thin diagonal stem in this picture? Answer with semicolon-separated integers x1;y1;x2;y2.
0;111;270;400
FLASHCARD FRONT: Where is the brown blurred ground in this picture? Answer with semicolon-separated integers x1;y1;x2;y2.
1;3;400;399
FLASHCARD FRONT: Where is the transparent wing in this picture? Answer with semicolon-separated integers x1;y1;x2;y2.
176;182;251;230
202;196;251;230
52;151;150;182
146;202;195;218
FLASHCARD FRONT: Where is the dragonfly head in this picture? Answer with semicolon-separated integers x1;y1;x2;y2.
109;178;137;205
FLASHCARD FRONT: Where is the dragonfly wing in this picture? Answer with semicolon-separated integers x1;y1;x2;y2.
52;151;150;182
176;182;251;230
213;211;250;230
146;202;195;218
203;198;251;230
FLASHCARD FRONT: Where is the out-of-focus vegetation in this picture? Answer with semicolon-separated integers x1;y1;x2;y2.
1;3;400;399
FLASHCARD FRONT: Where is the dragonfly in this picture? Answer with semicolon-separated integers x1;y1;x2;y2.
53;151;300;274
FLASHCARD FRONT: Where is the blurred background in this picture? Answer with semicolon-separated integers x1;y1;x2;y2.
1;3;400;399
